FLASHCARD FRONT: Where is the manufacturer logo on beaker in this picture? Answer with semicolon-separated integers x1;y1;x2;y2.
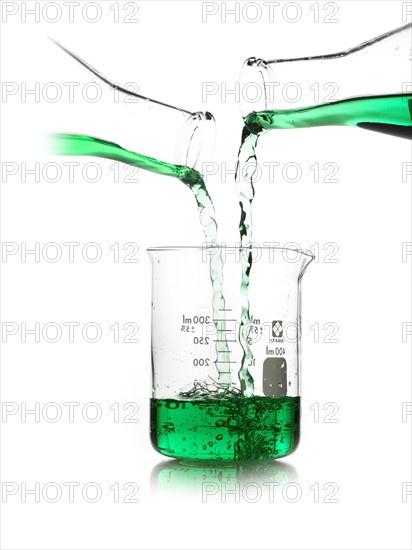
272;320;283;338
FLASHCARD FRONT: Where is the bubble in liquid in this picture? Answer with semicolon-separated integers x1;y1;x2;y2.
215;434;223;441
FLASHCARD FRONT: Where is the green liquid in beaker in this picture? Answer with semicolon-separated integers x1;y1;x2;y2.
244;94;412;139
151;396;300;461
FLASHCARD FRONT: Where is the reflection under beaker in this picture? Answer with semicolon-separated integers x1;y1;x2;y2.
151;458;298;500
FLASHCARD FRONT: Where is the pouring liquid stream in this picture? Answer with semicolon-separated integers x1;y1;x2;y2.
47;132;233;391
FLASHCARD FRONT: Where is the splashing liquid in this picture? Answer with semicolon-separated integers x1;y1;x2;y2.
151;396;300;460
244;94;412;138
47;132;231;385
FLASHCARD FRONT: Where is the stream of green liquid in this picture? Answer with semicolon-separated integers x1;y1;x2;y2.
234;127;260;398
47;133;231;387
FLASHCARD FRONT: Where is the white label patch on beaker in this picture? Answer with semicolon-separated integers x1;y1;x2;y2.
263;358;287;397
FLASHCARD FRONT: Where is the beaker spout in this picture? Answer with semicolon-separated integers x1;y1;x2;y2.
299;249;315;278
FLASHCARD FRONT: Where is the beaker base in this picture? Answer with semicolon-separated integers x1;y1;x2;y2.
150;395;300;461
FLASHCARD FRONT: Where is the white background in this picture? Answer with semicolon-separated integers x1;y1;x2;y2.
1;1;411;549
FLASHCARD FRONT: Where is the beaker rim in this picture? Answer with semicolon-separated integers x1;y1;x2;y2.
146;245;315;259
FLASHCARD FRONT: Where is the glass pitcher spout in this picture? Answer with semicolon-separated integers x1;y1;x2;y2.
240;23;412;139
46;38;216;170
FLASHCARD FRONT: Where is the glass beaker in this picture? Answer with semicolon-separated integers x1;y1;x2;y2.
47;39;215;177
147;246;314;461
240;23;412;139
